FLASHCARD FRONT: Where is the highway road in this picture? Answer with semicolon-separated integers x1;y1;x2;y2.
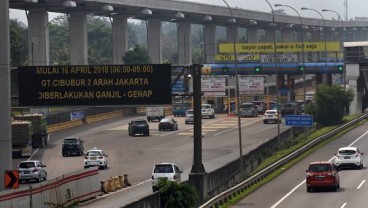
11;113;289;206
233;120;368;208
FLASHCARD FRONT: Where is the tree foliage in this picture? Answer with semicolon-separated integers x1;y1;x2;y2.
305;84;354;126
122;45;151;64
10;19;28;66
157;178;198;208
49;17;70;65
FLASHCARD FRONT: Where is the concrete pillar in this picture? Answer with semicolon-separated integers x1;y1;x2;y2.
247;28;258;43
178;22;191;65
265;28;274;42
69;12;88;65
282;29;293;42
0;0;12;191
325;30;336;41
346;64;362;114
28;10;48;66
112;15;128;64
226;24;238;43
147;19;162;64
204;24;216;63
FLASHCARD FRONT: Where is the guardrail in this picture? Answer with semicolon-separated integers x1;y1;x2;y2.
200;114;367;208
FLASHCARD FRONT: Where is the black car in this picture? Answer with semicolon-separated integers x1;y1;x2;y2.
128;119;150;136
62;137;84;156
158;118;178;131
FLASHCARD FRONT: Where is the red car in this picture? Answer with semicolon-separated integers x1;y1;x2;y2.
306;161;340;192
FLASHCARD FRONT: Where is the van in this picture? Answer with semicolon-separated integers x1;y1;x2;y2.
151;163;182;192
239;103;258;117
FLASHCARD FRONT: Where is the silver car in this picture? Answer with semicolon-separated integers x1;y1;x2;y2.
185;109;194;124
18;160;47;183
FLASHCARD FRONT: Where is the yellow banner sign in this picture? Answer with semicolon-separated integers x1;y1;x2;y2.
219;42;341;53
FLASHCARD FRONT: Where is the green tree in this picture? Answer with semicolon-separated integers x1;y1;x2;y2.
305;84;354;126
87;17;113;65
122;45;151;64
158;178;198;208
49;16;70;65
10;19;28;66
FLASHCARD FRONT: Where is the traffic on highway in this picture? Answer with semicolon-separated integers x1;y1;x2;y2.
11;110;289;206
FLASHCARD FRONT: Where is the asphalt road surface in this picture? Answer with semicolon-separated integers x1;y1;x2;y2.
233;120;368;208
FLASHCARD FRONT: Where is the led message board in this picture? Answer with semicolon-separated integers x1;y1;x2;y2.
18;64;172;106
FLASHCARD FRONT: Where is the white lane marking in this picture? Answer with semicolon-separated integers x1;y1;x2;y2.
270;129;368;208
28;148;39;160
341;203;347;208
270;180;306;208
108;125;129;130
357;180;365;189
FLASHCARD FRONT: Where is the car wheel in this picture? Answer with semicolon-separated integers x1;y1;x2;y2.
263;120;267;124
337;182;340;189
307;187;312;192
159;128;161;131
332;185;338;192
36;174;41;182
43;173;47;181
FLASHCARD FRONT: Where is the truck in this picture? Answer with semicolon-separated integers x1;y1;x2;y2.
14;113;48;148
146;107;165;122
12;120;33;158
173;102;192;117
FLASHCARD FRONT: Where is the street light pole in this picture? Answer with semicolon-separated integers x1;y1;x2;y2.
264;0;281;145
221;0;244;180
322;9;345;89
301;7;327;85
275;4;306;102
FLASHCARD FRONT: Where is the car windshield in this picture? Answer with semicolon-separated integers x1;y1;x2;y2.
154;165;174;173
160;119;170;122
134;121;147;124
339;150;357;155
241;104;253;108
63;138;78;143
202;105;211;109
309;164;332;172
86;151;101;156
19;162;35;168
282;104;294;109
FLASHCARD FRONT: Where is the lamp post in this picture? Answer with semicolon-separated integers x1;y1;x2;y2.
264;0;281;145
275;4;306;102
301;7;327;85
322;9;345;89
221;0;244;179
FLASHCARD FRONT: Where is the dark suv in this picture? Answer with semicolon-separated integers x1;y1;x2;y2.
128;119;150;136
62;137;84;156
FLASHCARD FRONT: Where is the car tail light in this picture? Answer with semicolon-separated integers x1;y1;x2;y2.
307;173;314;177
32;168;38;173
173;175;177;179
84;156;88;159
327;173;335;176
98;156;103;159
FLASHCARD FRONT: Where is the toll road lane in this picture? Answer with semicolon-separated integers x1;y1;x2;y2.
12;113;288;206
232;121;368;208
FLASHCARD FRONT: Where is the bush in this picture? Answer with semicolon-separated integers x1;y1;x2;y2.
158;178;198;208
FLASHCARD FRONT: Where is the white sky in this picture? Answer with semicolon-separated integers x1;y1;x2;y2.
9;0;368;24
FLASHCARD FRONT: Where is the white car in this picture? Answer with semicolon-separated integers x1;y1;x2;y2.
84;147;108;169
263;110;280;124
334;147;364;169
201;104;215;118
185;109;194;124
151;163;182;192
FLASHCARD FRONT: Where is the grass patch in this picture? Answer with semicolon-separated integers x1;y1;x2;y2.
219;115;365;208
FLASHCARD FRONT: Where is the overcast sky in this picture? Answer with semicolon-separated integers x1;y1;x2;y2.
9;0;368;24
